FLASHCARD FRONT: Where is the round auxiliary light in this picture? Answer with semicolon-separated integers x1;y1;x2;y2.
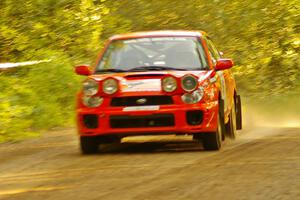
103;78;118;95
181;75;198;92
83;96;103;108
181;87;204;104
162;76;177;92
83;79;99;96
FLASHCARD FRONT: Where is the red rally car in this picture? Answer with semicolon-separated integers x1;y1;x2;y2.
75;30;242;154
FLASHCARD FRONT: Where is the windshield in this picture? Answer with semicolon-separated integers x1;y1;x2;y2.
96;37;209;73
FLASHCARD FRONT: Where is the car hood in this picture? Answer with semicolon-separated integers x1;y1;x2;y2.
89;70;214;93
90;70;213;80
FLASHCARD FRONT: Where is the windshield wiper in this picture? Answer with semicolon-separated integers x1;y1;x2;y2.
95;66;202;73
129;66;189;71
95;69;129;73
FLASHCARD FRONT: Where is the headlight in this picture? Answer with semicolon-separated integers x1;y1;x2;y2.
181;75;198;92
83;96;103;107
162;76;177;92
83;79;99;96
181;87;204;104
103;78;118;94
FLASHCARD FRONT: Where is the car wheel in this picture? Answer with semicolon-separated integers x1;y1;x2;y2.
225;100;237;139
202;111;223;151
80;136;99;154
235;95;242;130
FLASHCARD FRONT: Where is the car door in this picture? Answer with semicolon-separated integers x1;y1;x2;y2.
205;37;234;118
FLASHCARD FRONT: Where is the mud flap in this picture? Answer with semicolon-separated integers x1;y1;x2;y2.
236;95;242;130
219;99;226;140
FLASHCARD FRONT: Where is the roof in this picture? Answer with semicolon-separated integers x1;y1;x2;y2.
109;30;207;41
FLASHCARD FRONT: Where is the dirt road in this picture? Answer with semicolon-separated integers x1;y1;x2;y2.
0;127;299;200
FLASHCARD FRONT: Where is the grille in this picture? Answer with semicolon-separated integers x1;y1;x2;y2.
111;96;173;107
110;114;175;128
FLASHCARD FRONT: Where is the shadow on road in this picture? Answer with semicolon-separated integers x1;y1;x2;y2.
99;140;204;154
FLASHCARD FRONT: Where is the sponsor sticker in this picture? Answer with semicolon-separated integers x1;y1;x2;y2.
122;79;161;92
123;106;160;112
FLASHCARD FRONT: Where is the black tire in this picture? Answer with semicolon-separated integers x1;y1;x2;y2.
236;95;242;130
202;109;223;151
225;100;237;139
80;136;99;154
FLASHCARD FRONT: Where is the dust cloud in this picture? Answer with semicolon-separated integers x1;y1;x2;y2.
242;99;300;129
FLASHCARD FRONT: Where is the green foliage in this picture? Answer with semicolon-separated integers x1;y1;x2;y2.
0;50;81;142
0;0;109;141
0;0;299;141
0;75;35;142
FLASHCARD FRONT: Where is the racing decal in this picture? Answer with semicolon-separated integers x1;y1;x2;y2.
217;71;227;112
122;79;161;92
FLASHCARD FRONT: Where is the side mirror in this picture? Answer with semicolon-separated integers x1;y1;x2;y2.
75;65;92;76
215;59;233;71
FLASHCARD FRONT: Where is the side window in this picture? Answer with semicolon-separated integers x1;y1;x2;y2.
208;39;220;58
205;37;220;67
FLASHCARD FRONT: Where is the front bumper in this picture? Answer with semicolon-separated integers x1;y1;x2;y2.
77;101;219;137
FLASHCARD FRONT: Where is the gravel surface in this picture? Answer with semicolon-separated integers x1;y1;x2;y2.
0;127;299;200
